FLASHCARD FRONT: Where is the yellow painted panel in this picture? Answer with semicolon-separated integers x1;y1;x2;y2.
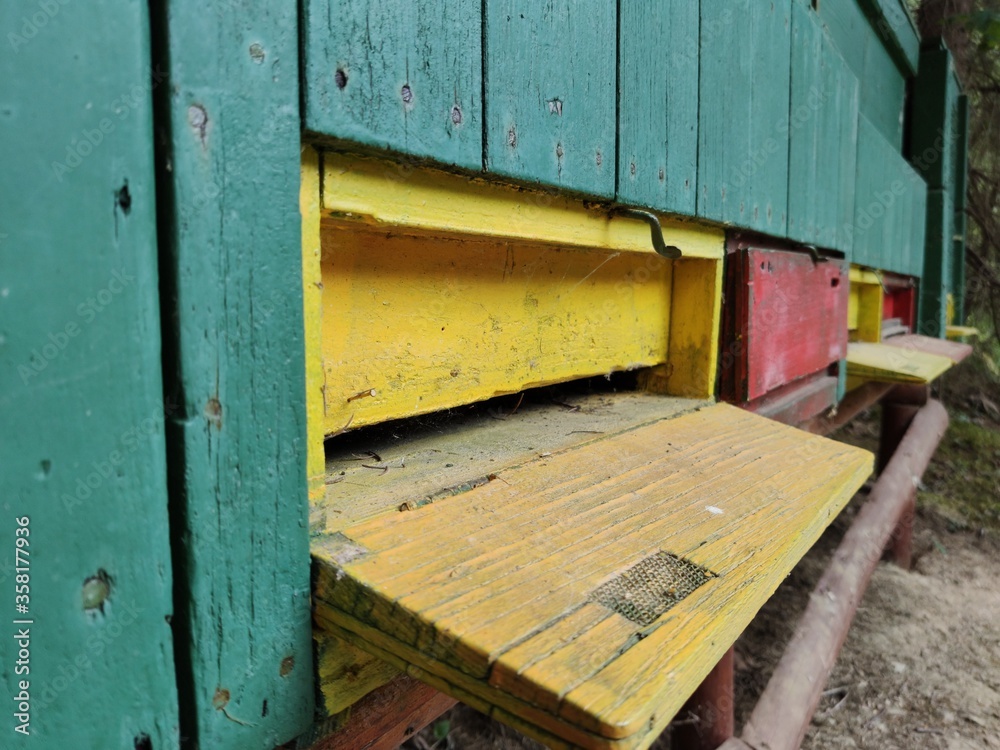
314;630;400;716
320;224;673;433
846;342;953;384
848;266;883;342
321;151;725;260
663;258;722;398
301;147;326;503
312;402;872;749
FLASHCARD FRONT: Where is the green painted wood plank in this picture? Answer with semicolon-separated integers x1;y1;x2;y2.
303;0;482;170
952;94;969;321
852;115;927;276
617;0;699;214
484;0;616;197
697;0;791;234
807;0;906;149
857;0;921;75
861;29;906;149
810;0;870;81
919;189;953;336
787;3;859;251
149;1;314;747
910;46;958;192
0;2;178;747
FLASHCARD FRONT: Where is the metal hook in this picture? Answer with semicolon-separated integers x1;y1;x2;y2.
613;208;682;259
802;244;828;265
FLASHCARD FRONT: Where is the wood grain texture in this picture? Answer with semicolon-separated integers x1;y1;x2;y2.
314;630;400;716
807;0;907;148
787;3;859;251
741;250;849;401
485;0;616;196
300;673;455;750
617;0;699;214
303;0;481;170
846;342;953;384
883;334;972;364
860;26;906;149
0;2;178;746
151;1;314;746
697;0;791;234
852;116;927;277
314;393;704;534
312;403;872;749
321;152;725;259
857;0;921;74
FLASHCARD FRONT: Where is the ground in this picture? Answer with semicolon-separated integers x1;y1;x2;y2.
403;353;1000;750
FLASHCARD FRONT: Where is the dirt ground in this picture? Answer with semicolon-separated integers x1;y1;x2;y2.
403;357;1000;750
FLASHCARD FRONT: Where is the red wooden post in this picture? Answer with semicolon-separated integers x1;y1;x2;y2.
672;647;735;750
879;388;927;569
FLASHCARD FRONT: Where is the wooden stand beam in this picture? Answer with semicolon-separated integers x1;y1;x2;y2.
672;648;735;750
741;400;948;750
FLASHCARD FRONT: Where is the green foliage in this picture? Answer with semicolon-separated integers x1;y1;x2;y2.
956;10;1000;48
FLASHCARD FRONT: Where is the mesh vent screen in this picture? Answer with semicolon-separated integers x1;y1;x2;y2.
590;552;713;626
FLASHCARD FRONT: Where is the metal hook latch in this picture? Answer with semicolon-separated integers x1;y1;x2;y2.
802;244;829;265
613;208;682;259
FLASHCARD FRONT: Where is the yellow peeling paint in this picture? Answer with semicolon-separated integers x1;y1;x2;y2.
321;152;724;260
301;147;326;503
320;224;674;433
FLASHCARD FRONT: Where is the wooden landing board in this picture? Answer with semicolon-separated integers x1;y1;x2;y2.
312;402;872;750
846;342;954;385
883;334;973;365
946;325;979;341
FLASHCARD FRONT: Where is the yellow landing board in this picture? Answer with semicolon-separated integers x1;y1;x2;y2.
846;341;954;385
946;325;980;341
312;403;872;750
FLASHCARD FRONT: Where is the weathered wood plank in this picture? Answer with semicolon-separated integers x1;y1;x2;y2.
302;0;481;169
320;152;724;259
740;250;849;401
857;0;921;75
697;0;791;234
861;29;906;149
852;115;927;276
313;393;704;534
0;3;178;746
151;1;314;746
484;0;617;196
312;403;872;749
787;3;859;250
846;342;953;384
319;223;672;432
617;0;699;214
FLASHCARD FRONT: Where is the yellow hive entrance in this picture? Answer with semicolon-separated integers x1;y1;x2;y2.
311;400;872;750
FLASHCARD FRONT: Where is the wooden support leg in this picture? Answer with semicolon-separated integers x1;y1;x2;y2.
879;395;923;569
672;647;734;750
